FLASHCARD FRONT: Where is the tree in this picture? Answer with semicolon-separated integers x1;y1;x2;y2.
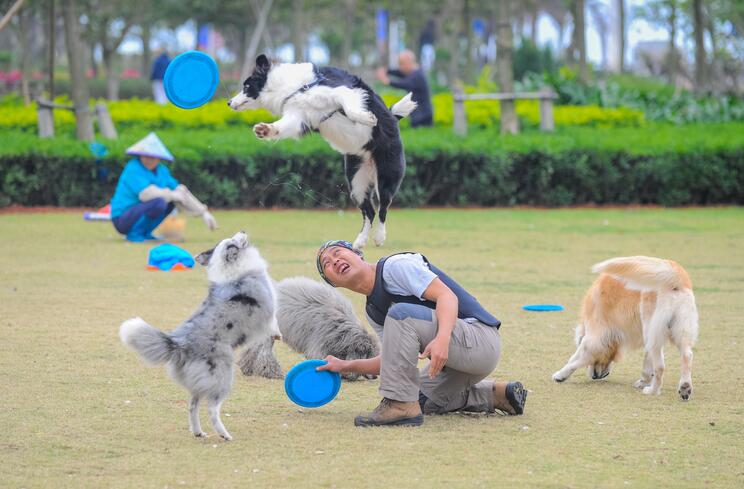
633;0;682;85
692;0;706;92
568;0;587;81
616;0;625;72
83;1;141;100
588;1;608;68
497;0;518;134
62;0;93;140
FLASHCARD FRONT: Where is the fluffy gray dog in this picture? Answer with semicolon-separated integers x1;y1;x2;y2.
119;232;281;441
239;276;379;381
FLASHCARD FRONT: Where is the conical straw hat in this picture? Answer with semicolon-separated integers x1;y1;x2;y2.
125;132;174;162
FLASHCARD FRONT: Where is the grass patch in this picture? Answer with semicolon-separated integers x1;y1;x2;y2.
2;208;744;488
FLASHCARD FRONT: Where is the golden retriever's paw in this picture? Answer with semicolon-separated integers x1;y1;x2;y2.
633;378;650;389
642;385;661;395
678;382;692;401
552;371;567;383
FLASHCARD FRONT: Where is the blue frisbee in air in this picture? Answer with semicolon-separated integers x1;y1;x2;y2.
523;304;565;312
284;359;341;408
164;51;219;109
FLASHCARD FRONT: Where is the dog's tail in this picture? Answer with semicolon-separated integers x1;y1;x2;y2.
119;317;178;365
592;256;690;292
390;92;418;121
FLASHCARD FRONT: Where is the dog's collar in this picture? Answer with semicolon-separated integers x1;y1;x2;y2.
281;76;325;110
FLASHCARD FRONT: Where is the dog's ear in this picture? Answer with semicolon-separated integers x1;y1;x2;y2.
195;248;215;266
255;54;270;72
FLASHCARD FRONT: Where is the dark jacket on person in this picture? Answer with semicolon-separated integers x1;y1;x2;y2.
387;68;433;127
151;54;170;81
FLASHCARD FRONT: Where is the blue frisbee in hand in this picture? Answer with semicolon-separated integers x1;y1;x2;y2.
523;304;564;312
285;359;341;408
164;51;219;109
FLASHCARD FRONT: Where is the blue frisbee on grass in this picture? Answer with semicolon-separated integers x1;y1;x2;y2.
285;359;341;408
523;304;564;312
164;51;219;109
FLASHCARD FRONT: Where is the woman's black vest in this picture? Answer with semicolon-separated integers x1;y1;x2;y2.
365;253;501;329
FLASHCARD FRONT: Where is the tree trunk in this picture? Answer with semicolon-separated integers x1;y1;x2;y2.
62;0;93;141
241;0;273;81
530;8;538;44
692;0;706;93
667;2;677;85
291;0;304;62
572;0;587;81
47;0;55;100
616;0;624;72
497;0;518;134
63;0;93;141
340;0;355;69
445;0;462;85
89;42;98;78
463;0;475;83
19;6;31;105
141;24;151;77
102;46;119;100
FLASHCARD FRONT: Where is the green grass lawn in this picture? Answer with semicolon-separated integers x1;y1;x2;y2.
2;208;743;488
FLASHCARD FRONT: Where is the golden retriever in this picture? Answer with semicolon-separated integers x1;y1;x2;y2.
552;256;699;400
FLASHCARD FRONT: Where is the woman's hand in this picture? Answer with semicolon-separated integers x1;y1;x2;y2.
202;210;218;231
316;355;349;374
419;336;450;379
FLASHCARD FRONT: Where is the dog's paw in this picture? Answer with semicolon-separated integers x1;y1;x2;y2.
192;431;207;438
633;378;650;389
352;235;368;250
220;432;233;441
552;371;567;383
254;122;278;139
678;382;692;401
348;110;377;127
642;385;661;396
373;225;386;247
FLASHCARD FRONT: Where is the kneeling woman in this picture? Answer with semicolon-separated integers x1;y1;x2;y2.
110;132;217;242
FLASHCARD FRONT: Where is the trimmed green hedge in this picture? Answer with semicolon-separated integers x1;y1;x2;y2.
1;125;743;208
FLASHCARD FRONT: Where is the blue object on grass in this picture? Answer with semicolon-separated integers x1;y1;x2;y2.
285;359;341;408
523;304;564;312
147;243;195;271
164;51;219;109
89;141;108;158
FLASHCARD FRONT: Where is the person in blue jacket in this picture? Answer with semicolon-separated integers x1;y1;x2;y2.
151;49;170;105
110;132;217;242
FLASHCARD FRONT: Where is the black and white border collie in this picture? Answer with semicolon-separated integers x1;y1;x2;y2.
228;54;417;249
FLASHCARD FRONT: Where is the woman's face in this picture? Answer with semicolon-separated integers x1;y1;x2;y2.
140;156;160;170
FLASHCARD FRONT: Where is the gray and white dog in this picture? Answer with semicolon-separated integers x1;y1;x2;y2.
119;231;281;441
238;276;379;381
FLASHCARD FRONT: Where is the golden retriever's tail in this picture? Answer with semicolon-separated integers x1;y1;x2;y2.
592;256;689;291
